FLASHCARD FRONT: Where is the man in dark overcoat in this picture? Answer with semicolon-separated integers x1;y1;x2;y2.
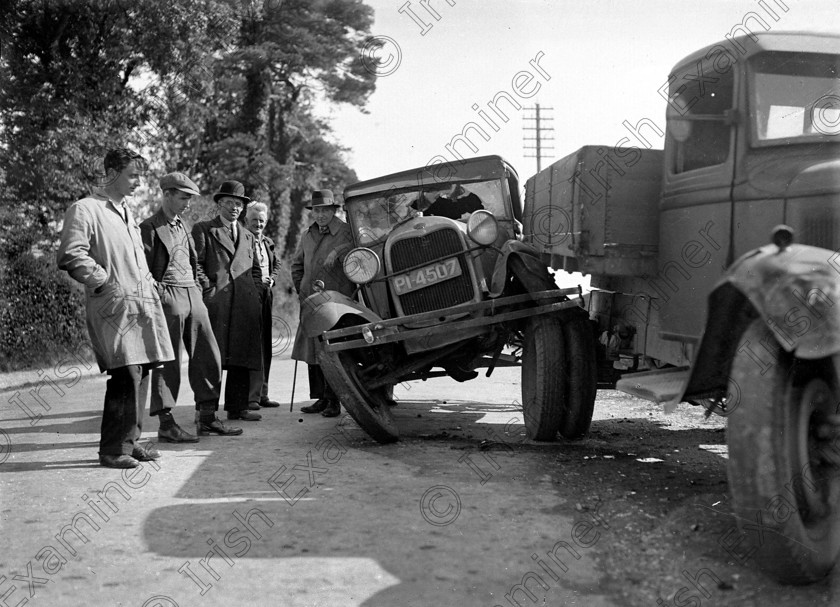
192;181;263;422
140;172;243;439
291;189;354;417
245;202;283;410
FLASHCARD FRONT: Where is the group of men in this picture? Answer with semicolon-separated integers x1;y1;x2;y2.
57;148;352;468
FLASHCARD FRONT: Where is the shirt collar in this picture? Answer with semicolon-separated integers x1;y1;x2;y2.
313;219;334;235
219;216;235;229
93;187;125;210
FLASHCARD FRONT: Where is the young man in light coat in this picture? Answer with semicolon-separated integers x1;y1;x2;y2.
57;148;174;468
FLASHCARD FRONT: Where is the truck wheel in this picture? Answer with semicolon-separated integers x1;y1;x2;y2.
559;315;597;439
727;320;840;584
521;313;565;441
318;349;399;444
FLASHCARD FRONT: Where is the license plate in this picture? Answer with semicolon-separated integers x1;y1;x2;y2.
391;259;462;295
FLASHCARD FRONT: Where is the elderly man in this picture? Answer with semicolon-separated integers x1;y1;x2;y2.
57;148;174;468
245;202;283;411
192;181;263;422
291;189;354;418
139;172;242;440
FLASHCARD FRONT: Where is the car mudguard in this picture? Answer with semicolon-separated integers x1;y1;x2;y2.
300;290;383;338
487;240;547;297
683;241;840;401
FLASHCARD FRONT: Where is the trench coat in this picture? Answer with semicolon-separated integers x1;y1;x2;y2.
291;216;355;364
192;216;262;370
57;189;174;372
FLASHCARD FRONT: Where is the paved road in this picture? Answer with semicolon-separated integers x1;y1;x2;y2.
0;357;836;606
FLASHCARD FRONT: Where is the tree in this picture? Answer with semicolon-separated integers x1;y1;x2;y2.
0;0;380;369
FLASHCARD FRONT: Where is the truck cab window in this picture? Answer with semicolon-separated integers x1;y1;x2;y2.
670;63;734;173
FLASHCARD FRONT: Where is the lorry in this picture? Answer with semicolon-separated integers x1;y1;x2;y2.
522;32;840;584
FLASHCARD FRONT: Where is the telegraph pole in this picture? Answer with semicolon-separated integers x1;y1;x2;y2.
523;104;555;172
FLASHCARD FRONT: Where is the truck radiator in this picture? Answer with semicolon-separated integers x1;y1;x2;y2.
388;228;475;315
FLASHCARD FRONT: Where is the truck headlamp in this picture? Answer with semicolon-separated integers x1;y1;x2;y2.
467;210;499;246
343;247;380;285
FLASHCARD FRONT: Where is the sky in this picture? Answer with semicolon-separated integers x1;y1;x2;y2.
322;0;840;183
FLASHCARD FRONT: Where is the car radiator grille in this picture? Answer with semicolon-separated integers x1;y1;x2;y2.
389;228;475;315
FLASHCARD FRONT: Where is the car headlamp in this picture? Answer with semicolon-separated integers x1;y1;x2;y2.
343;247;380;285
466;210;499;246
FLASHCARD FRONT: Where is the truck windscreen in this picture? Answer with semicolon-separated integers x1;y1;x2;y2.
750;51;840;144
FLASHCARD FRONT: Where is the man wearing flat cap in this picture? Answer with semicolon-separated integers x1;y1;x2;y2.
139;172;242;441
291;189;354;417
193;181;264;424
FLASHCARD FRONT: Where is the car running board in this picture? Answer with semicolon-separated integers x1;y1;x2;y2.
615;366;690;413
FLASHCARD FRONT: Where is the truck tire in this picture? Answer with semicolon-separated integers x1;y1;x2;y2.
559;315;597;439
521;313;565;441
318;349;399;444
509;254;566;441
727;320;840;584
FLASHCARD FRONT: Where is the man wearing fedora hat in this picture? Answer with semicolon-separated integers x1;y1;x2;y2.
139;172;242;441
192;180;264;426
291;189;354;417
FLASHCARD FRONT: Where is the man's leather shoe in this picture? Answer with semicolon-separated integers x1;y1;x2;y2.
196;417;244;436
227;410;262;421
248;402;261;411
132;443;161;461
260;398;281;408
321;400;341;417
99;454;140;469
301;398;330;414
158;423;199;443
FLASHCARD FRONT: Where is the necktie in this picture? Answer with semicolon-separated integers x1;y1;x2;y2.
230;223;237;243
120;203;129;224
319;225;330;235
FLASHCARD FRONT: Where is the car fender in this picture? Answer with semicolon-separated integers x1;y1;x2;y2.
683;241;840;401
487;240;547;296
300;290;383;338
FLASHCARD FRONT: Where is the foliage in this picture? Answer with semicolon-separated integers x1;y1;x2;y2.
0;0;377;369
0;252;89;371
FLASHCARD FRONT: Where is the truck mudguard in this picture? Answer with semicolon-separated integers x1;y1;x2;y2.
488;240;546;297
683;241;840;401
300;290;383;338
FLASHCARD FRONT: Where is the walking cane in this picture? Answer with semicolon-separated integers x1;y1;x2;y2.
289;359;298;412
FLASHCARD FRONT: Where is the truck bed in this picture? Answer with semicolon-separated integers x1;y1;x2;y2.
523;146;663;276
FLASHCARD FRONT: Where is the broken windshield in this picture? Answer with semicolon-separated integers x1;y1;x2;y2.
346;180;507;246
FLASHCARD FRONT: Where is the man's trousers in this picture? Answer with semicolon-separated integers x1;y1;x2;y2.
150;285;222;414
248;288;274;404
100;364;150;456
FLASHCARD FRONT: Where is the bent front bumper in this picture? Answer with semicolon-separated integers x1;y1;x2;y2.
316;287;584;353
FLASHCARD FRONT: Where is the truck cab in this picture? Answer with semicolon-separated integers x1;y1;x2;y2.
523;32;840;585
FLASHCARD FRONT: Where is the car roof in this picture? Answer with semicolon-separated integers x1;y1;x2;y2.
344;155;518;201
